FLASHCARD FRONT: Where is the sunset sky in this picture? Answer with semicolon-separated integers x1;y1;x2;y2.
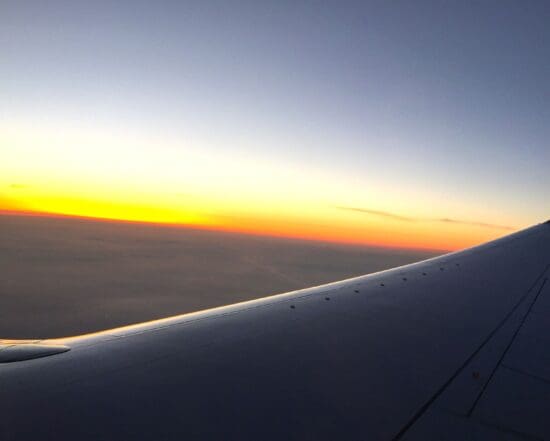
1;1;549;251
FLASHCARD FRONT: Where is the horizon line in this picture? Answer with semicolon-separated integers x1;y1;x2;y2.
0;209;451;253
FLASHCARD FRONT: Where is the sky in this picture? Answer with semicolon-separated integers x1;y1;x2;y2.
1;0;549;251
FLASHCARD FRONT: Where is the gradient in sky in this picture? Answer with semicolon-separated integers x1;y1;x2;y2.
1;1;549;250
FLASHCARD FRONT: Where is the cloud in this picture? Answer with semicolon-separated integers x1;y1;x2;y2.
336;207;415;222
337;206;514;231
437;218;514;231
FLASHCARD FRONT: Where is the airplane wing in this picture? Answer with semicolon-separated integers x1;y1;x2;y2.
1;221;549;440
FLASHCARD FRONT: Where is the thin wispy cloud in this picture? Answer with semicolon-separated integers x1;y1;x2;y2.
337;207;514;231
336;207;415;222
437;218;514;231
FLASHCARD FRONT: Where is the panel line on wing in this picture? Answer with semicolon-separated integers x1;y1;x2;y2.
466;275;549;416
391;263;550;441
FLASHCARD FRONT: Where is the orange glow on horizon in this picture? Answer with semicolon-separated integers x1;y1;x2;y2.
0;121;520;252
0;205;513;252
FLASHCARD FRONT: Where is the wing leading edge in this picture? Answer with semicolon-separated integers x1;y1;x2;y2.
1;222;549;440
